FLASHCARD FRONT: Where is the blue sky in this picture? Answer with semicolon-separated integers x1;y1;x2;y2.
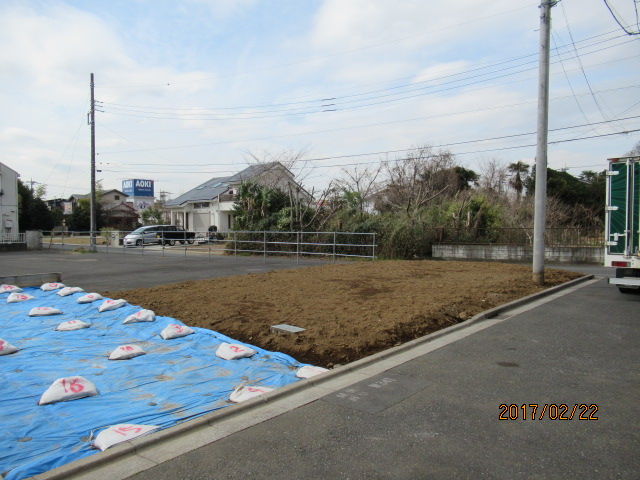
1;0;639;200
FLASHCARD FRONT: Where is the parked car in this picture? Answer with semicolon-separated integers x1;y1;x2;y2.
197;225;219;244
156;225;196;246
123;225;195;247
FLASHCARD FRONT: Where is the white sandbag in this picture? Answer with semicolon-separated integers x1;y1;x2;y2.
98;298;127;312
56;320;91;331
77;293;103;304
29;306;63;317
0;338;19;356
41;282;65;291
38;376;98;405
108;344;146;360
296;365;330;379
229;385;274;403
123;309;156;324
215;342;257;361
57;287;84;297
1;284;23;294
93;424;159;451
7;292;35;303
160;323;194;340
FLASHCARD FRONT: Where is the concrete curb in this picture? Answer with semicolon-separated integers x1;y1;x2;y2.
0;272;61;288
32;274;595;480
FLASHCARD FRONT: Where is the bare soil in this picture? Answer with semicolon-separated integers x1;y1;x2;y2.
106;260;583;368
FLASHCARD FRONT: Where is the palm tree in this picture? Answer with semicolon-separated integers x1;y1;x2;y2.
508;161;530;201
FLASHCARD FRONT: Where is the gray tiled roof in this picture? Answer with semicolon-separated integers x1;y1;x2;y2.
165;163;281;207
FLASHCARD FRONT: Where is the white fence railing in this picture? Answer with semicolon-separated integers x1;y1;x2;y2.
41;230;377;262
0;233;26;244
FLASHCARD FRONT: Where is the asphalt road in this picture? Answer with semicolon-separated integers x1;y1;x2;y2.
0;249;329;292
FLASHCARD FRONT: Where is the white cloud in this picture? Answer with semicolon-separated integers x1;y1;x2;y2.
0;0;637;201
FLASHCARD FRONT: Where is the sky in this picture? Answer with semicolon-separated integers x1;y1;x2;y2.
1;0;639;201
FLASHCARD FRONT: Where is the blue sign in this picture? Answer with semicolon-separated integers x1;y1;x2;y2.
122;179;154;197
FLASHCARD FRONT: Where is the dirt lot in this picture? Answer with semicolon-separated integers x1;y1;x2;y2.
107;260;583;367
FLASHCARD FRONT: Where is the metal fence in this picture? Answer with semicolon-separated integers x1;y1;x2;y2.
0;232;25;244
41;230;377;262
433;227;604;247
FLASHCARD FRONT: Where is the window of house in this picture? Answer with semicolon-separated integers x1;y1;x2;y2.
193;202;210;209
114;195;120;200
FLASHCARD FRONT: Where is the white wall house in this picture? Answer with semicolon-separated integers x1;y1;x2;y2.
165;162;311;232
0;162;19;240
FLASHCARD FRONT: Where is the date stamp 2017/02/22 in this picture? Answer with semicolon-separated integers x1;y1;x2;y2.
499;404;599;420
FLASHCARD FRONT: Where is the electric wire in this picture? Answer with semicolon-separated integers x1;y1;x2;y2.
96;85;640;157
603;0;640;35
96;35;634;121
95;3;539;89
96;30;624;114
97;124;640;175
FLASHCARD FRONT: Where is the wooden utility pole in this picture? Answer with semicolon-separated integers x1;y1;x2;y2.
532;1;556;285
89;73;97;250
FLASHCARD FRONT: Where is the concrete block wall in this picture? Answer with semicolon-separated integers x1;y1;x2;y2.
432;244;603;264
26;230;43;250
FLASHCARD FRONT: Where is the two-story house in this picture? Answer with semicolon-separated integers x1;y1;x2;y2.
165;162;311;232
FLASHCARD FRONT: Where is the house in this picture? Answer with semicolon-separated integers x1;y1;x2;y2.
67;189;138;229
69;189;128;209
103;202;139;230
165;162;311;232
0;162;19;240
100;189;129;208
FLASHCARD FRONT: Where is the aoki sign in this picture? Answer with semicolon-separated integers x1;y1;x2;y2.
122;179;154;197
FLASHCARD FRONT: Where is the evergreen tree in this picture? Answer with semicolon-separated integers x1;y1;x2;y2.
17;180;54;231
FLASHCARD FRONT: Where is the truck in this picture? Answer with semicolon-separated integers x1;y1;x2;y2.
604;156;640;293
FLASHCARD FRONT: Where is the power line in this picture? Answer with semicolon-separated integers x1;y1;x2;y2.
96;88;640;156
97;126;640;174
97;35;634;121
97;51;640;124
97;30;625;114
95;3;538;90
603;0;640;35
560;2;617;127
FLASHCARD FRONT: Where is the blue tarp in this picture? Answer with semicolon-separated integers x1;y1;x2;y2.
0;286;308;480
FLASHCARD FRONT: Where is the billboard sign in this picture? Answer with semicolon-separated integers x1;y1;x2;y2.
136;199;153;211
63;202;73;215
122;179;154;197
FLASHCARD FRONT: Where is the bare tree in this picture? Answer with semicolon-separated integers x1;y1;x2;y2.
625;140;640;156
242;147;344;230
243;147;313;184
335;163;383;213
375;145;457;220
477;158;509;198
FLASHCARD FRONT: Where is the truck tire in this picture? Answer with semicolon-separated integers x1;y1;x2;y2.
618;287;639;294
187;239;195;244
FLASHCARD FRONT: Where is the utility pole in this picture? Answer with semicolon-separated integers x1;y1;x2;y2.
89;73;97;251
532;1;556;286
27;179;39;195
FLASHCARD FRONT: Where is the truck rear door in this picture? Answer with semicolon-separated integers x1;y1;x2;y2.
606;157;640;258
